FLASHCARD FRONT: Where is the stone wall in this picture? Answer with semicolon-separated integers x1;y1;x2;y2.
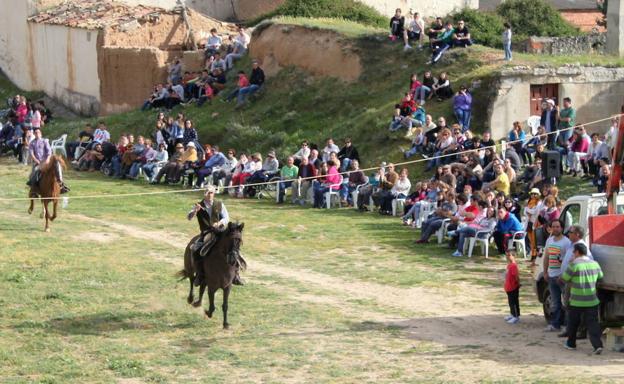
488;66;624;139
525;34;606;56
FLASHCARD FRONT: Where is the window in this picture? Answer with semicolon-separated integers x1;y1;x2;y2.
561;203;581;232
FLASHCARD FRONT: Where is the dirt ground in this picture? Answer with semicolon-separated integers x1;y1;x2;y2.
65;212;624;383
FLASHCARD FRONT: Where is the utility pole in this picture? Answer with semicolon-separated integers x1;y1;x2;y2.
607;0;624;56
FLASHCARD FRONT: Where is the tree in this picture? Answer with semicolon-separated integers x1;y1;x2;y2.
598;0;607;28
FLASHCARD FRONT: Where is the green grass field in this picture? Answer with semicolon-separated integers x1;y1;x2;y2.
1;158;622;384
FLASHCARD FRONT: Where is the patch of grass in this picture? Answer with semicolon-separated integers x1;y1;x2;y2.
265;16;385;37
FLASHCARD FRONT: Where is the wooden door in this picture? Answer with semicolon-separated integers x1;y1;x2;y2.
530;84;559;115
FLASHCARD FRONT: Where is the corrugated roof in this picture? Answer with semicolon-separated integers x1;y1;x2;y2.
481;0;599;11
28;0;179;30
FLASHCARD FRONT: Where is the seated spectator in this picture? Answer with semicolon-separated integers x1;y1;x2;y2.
277;156;299;204
313;160;341;208
121;135;146;178
380;168;411;214
127;139;157;179
388;8;407;46
110;135;130;177
452;20;472;47
209;68;227;94
503;197;522;222
237;60;265;107
225;27;250;71
453;85;472;131
292;141;310;166
406;12;425;49
429;21;455;65
204;28;222;58
426;17;445;47
77;143;104;172
447;193;477;235
450;202;496;257
420;72;435;104
142;84;169;111
167;58;182;85
415;191;457;243
595;163;610;193
210;52;226;73
229;153;254;197
247;150;279;185
389;104;403;132
402;181;440;225
211;148;238;188
337;138;360;172
225;71;250;103
432;72;453;101
292;156;317;205
503;158;517;187
196;81;215;107
152;142;185;184
67;123;94;161
340;159;366;206
425;128;453;171
403;127;425;158
92;121;110;145
309;148;322;169
483;163;510;196
504;145;522;173
321;138;340;163
508;121;527;163
182;119;198;146
167;81;185;109
370;163;399;212
193;146;227;188
142;142;169;181
493;205;523;254
586;133;610;178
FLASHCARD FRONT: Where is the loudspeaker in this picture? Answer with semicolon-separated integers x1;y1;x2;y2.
542;150;561;179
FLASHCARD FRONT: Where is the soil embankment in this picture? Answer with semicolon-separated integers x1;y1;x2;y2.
249;23;362;82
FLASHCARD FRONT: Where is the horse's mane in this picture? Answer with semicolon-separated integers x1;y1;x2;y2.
39;155;66;173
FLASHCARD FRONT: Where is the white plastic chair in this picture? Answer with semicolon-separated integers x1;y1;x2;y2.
526;115;541;136
464;229;494;258
50;134;67;157
436;218;451;244
324;175;344;209
416;201;435;228
391;198;406;216
508;231;527;259
351;179;369;210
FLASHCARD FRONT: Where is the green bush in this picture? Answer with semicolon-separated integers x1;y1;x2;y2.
497;0;579;37
249;0;387;28
450;9;506;48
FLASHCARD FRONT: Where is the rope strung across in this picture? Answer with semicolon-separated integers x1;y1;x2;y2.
1;114;618;202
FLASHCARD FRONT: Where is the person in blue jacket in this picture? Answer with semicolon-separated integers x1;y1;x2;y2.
493;205;523;254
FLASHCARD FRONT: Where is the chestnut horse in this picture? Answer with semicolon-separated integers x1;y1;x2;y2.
177;222;245;329
28;154;65;232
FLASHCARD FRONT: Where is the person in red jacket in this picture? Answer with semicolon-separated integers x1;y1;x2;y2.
225;71;250;103
504;251;521;324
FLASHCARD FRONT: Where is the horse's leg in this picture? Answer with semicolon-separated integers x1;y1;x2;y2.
28;192;34;215
49;199;58;221
192;283;205;308
221;286;231;329
43;200;50;232
186;277;194;305
204;287;216;319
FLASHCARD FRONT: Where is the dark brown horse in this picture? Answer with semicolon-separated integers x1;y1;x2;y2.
28;154;65;232
178;222;245;329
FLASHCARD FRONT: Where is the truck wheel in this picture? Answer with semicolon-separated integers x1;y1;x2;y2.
542;284;552;324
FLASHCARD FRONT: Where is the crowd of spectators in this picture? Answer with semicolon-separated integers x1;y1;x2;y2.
0;95;52;164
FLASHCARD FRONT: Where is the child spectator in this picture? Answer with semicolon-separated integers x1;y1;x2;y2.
503;23;512;61
504;251;521;324
236;60;265;107
225;71;250;103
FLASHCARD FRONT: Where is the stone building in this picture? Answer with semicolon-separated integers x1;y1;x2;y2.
0;0;234;116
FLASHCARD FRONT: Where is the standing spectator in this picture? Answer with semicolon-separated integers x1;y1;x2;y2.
504;251;521;324
452;20;472;47
558;97;576;145
605;116;619;152
561;243;604;354
540;100;558;149
543;219;572;332
524;188;543;261
502;22;512;61
225;27;250;71
337;138;360;172
453;85;472;131
168;58;183;85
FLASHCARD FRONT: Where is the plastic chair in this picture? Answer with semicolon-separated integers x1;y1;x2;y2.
324;175;344;209
50;134;67;157
436;218;451;244
391;198;406;216
351;179;369;210
508;231;527;259
464;230;493;258
416;201;435;229
526;115;541;136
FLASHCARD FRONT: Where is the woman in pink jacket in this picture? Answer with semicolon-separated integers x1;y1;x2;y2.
313;160;341;208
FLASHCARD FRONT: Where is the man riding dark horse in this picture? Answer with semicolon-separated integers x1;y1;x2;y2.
26;127;70;194
187;185;244;286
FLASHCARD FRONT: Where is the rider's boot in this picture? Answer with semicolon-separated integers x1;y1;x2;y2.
193;253;204;287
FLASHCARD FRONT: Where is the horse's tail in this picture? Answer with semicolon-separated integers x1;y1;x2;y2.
175;269;191;281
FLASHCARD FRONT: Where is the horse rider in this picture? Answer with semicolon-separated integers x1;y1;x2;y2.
26;127;69;193
187;185;244;286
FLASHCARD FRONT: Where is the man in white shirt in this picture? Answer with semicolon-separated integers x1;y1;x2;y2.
204;28;222;57
407;12;425;49
225;27;251;70
321;138;340;163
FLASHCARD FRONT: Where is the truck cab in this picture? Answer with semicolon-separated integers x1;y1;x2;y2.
533;192;624;325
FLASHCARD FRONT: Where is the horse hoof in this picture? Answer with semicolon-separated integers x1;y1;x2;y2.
45;228;50;233
187;296;194;305
223;323;230;329
191;300;202;308
204;309;213;318
28;209;33;215
50;216;56;222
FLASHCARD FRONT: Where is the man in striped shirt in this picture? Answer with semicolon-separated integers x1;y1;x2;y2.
561;243;604;354
543;219;571;332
